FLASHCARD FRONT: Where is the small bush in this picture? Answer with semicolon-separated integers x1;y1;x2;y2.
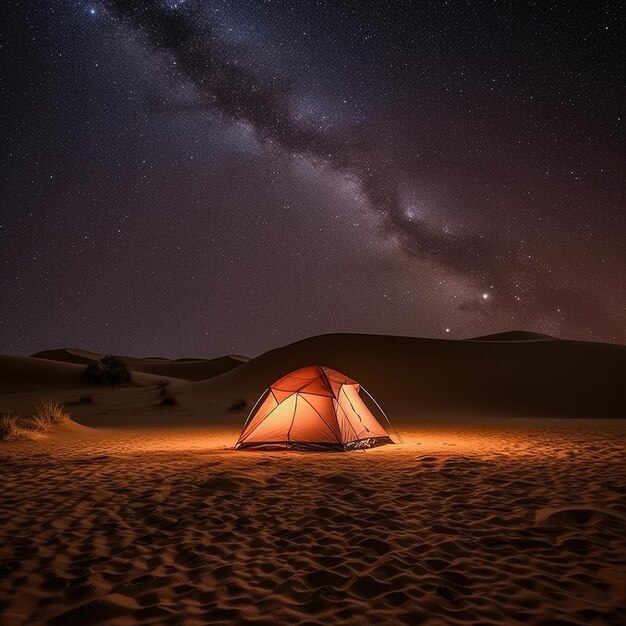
81;356;132;385
161;390;179;406
156;380;171;397
82;362;101;384
100;355;131;383
229;398;248;412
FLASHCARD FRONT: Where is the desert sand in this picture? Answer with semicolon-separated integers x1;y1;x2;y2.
1;333;624;625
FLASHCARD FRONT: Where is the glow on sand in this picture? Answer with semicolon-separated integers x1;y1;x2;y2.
57;419;620;460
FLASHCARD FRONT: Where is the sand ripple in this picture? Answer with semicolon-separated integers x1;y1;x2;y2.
0;421;624;625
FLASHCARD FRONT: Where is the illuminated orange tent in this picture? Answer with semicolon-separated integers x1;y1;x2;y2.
235;366;396;451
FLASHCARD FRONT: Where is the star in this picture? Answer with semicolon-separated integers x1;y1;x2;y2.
1;0;622;356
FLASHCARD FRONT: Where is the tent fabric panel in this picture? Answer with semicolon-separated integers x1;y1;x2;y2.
324;368;357;387
271;378;314;394
237;391;278;443
338;384;390;440
333;397;361;443
238;394;297;444
320;368;359;398
270;366;323;388
270;388;294;403
270;366;357;394
343;384;390;438
328;378;358;398
294;394;342;442
297;379;333;397
284;366;323;380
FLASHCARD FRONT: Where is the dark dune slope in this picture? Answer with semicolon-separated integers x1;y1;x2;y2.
184;333;625;419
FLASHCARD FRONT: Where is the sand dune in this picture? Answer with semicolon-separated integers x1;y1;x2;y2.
0;355;182;394
122;356;247;382
468;330;557;342
4;333;622;428
31;348;104;366
32;349;247;382
182;333;625;420
0;420;624;625
0;355;86;390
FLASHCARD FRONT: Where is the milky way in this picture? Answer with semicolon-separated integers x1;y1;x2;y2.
1;1;624;356
106;1;509;283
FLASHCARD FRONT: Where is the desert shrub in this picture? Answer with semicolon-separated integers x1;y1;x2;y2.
161;390;179;406
0;414;31;441
156;380;171;397
100;355;132;384
82;362;102;383
33;399;70;428
229;398;248;412
81;356;131;385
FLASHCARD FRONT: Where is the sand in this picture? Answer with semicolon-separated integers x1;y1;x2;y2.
1;333;624;625
1;420;624;626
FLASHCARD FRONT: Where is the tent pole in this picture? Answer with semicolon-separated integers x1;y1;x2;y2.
237;389;268;438
360;386;404;444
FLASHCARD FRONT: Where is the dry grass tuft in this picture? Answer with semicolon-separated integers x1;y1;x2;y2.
0;414;32;441
33;399;70;428
1;401;71;442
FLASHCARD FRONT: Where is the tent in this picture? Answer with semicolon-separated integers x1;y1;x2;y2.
234;365;397;451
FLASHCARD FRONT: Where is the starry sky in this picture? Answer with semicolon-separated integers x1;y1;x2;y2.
2;0;624;357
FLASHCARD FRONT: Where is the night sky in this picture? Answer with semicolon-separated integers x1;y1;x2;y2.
2;1;624;357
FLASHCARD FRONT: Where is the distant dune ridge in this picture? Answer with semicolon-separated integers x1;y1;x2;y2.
0;354;86;389
0;332;620;423
0;354;184;390
31;348;247;382
467;330;557;342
